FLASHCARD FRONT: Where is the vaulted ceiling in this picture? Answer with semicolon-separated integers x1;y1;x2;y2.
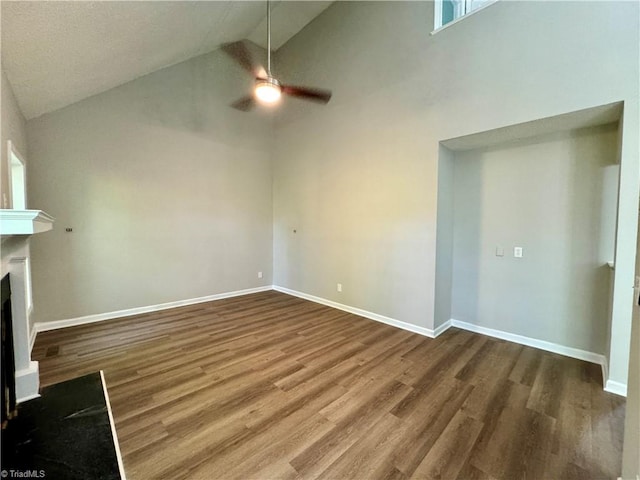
1;1;333;120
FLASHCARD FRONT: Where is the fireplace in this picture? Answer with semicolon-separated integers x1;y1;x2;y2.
1;210;54;403
1;274;17;427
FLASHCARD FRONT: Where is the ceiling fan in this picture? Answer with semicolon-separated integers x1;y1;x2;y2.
221;0;332;111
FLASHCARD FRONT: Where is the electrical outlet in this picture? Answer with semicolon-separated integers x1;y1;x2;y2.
258;271;263;279
514;247;523;258
337;283;342;292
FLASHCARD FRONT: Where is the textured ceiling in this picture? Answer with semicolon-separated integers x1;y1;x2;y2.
1;1;333;120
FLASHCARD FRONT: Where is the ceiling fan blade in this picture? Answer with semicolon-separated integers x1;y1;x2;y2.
220;40;265;78
256;66;268;80
282;85;332;104
231;95;256;112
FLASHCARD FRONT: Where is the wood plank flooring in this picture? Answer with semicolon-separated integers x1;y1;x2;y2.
33;291;625;480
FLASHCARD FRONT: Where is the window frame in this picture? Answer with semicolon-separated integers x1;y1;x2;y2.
6;140;27;210
432;0;498;34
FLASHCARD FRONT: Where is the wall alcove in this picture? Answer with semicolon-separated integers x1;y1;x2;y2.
434;102;625;392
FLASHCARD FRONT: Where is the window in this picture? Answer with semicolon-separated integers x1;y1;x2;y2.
434;0;496;31
5;141;27;210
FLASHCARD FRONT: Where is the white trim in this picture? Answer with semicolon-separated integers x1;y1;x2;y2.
5;140;28;210
434;319;452;337
34;286;273;333
5;141;14;209
100;370;127;480
0;209;55;236
433;0;443;31
273;285;437;338
449;319;622;388
449;319;606;364
16;392;41;403
431;0;498;35
15;360;40;403
605;379;628;397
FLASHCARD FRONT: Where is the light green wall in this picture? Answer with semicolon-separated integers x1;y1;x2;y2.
27;50;274;322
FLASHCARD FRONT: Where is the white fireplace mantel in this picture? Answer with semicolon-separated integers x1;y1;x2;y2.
0;209;55;237
1;209;54;402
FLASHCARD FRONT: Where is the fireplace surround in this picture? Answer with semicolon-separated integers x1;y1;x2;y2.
0;209;54;403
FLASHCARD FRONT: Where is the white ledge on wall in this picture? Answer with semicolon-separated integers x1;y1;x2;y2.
0;209;55;237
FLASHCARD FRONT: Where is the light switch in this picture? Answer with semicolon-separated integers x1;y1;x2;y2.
496;246;504;257
514;247;523;258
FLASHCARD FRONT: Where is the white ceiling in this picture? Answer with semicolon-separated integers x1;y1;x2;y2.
1;1;333;120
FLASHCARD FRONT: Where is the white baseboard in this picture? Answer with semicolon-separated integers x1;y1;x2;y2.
434;319;452;337
447;319;626;394
34;285;273;333
604;379;628;397
17;392;41;403
273;285;437;338
16;360;40;403
449;318;607;365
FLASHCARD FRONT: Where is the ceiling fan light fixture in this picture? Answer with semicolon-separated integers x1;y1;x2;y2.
223;0;331;111
254;78;281;104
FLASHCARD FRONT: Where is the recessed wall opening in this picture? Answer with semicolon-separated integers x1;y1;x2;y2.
434;103;623;381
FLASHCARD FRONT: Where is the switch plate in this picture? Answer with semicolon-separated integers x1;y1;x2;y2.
514;247;523;258
258;271;263;279
337;283;342;292
496;246;504;257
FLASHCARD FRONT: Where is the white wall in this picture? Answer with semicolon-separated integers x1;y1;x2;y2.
272;1;639;383
451;125;618;355
27;49;274;322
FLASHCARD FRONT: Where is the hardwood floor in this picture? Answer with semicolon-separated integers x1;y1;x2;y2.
33;291;625;480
